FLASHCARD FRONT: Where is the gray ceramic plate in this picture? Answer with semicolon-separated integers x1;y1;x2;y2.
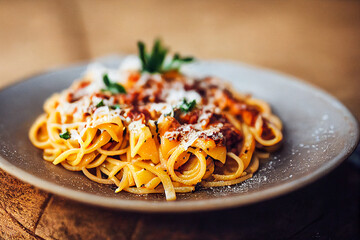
0;56;358;212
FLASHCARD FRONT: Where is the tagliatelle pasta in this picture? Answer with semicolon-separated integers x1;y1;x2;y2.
29;41;282;201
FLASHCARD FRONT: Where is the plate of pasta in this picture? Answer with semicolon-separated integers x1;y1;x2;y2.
0;40;358;212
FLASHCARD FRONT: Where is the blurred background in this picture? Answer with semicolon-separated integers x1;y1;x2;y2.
0;0;359;119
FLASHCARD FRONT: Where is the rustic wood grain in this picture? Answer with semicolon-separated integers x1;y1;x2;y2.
35;196;139;240
0;169;50;232
0;207;40;240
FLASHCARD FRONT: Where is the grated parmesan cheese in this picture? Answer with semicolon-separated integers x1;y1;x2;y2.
164;88;202;107
119;55;141;72
128;120;145;133
70;129;82;144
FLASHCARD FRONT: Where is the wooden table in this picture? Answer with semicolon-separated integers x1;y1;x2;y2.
0;1;359;239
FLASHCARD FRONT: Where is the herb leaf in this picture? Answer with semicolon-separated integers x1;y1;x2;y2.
137;41;147;70
179;99;196;113
59;130;71;140
137;39;194;73
102;74;126;94
110;104;121;110
103;74;111;86
180;56;194;62
95;100;105;108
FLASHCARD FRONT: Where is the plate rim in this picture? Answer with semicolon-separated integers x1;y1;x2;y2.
0;58;359;213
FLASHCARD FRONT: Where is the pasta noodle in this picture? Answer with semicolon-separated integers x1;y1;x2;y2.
29;56;282;201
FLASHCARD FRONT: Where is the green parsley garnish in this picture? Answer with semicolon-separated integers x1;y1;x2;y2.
179;99;196;113
165;53;194;72
59;130;71;140
102;74;126;94
164;112;172;117
110;104;121;110
95;100;105;108
137;39;194;73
